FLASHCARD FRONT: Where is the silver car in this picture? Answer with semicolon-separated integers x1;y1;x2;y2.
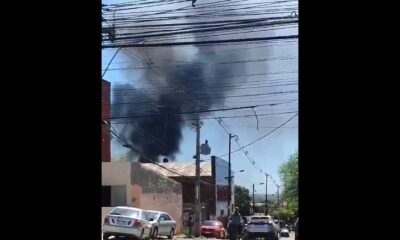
143;210;176;239
102;206;149;240
243;215;279;240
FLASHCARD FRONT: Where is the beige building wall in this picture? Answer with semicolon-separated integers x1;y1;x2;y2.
102;162;131;205
131;162;183;233
141;192;183;233
102;162;184;233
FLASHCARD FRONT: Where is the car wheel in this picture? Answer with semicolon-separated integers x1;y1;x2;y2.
147;229;154;240
138;229;144;240
152;227;158;240
103;233;111;240
168;228;175;239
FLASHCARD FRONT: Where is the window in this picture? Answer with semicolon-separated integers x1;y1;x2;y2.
161;214;171;220
143;212;160;221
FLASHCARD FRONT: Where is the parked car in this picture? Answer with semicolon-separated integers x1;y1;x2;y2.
242;215;279;240
201;220;226;238
102;206;149;240
280;226;290;238
285;223;293;232
142;210;176;239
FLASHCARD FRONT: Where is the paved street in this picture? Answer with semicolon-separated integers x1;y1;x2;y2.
174;237;294;240
174;233;295;240
103;233;295;240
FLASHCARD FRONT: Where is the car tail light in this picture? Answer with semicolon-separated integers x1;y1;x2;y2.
133;220;143;227
104;216;110;225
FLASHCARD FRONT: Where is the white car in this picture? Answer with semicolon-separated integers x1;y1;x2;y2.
142;210;176;239
103;206;149;240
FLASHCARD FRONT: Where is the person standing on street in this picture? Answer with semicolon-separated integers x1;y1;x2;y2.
294;217;299;240
186;214;194;238
228;207;242;240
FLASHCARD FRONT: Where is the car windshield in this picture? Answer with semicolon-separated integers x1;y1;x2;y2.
144;212;160;221
203;221;219;226
109;208;141;218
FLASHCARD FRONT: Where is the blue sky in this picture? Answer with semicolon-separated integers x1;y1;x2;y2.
102;0;298;195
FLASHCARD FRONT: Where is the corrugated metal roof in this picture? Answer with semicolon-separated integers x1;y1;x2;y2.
141;162;212;177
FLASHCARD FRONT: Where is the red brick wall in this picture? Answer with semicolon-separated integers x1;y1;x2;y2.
102;80;111;162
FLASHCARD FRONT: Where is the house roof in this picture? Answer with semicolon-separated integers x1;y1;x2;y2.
141;162;212;177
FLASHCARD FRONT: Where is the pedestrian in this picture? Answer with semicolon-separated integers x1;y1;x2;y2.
228;207;242;240
186;214;194;238
294;217;299;240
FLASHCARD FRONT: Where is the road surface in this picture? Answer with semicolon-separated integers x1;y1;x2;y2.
103;233;295;240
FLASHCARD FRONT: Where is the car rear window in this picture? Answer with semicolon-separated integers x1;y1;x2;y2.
110;208;141;218
203;221;219;226
250;217;269;223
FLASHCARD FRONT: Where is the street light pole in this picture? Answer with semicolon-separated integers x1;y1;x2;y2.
225;170;244;215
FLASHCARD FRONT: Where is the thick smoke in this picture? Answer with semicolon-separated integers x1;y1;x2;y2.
111;1;274;162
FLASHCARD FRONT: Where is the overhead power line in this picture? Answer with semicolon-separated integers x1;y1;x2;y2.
219;113;298;157
103;120;216;186
111;90;298;106
110;111;298;124
102;35;298;48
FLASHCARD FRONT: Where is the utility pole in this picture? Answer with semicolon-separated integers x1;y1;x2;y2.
265;173;268;214
277;185;280;209
277;185;280;221
251;183;264;214
252;183;255;215
193;119;201;237
228;133;232;215
228;134;237;215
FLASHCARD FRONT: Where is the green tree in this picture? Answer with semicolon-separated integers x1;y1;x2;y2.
234;185;252;216
278;150;298;215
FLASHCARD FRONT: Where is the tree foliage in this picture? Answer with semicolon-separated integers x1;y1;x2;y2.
278;150;298;215
234;185;252;216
